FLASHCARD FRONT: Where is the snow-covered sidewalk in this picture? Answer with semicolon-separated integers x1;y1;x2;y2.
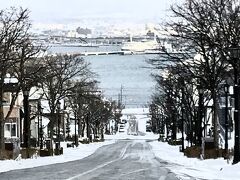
150;141;240;180
0;140;116;173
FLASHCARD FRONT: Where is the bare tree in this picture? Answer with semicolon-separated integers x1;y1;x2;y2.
151;64;208;146
0;8;42;159
150;0;240;148
39;54;91;147
66;80;100;140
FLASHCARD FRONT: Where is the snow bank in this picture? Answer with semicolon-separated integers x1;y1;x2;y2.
150;141;240;180
0;140;115;173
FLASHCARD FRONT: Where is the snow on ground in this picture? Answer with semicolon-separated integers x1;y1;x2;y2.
105;132;159;140
116;108;240;180
0;140;115;173
1;107;240;180
149;141;240;180
121;108;149;115
125;108;240;180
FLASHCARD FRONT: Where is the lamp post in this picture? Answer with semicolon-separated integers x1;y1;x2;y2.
113;108;119;133
153;104;159;134
74;108;78;147
38;101;44;149
197;83;204;146
156;106;160;134
10;120;13;138
23;88;30;148
181;84;185;152
39;106;43;150
229;46;240;164
160;111;165;139
86;112;90;142
37;101;41;147
57;100;61;150
224;83;229;153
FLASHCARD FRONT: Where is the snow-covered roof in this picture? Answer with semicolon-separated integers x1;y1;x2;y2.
122;108;149;115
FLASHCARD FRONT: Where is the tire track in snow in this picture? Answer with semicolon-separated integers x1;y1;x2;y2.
66;142;130;180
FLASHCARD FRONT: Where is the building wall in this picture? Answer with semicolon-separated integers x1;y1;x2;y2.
3;102;21;142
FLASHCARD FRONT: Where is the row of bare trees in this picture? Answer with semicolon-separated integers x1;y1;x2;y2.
149;0;240;150
0;8;120;159
66;81;120;143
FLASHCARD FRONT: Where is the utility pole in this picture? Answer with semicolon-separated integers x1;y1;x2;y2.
118;93;120;108
57;100;61;150
120;85;123;106
74;110;78;147
228;46;240;164
37;101;40;147
224;83;229;154
23;88;30;149
181;79;185;152
87;112;91;142
117;85;124;108
197;83;204;146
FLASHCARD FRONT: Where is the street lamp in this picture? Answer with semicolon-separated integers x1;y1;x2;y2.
86;112;91;142
155;105;160;134
37;101;41;147
228;46;240;164
181;82;185;152
57;100;61;150
150;104;157;133
23;88;30;149
37;101;44;149
74;106;78;147
197;83;204;146
224;83;229;154
39;105;44;150
160;111;165;139
10;120;13;138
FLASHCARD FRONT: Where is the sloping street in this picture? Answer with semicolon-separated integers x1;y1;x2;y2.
0;140;184;180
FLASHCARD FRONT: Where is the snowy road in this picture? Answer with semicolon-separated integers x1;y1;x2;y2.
0;140;184;180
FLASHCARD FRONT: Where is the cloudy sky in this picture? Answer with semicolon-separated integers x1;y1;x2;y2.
0;0;183;24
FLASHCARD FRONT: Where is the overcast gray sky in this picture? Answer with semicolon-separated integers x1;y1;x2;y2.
0;0;183;24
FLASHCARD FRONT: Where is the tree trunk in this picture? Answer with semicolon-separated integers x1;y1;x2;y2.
172;112;177;140
101;126;104;140
212;91;219;148
0;82;5;159
78;118;82;139
86;114;91;141
193;109;198;146
82;122;85;138
190;116;193;147
48;111;56;151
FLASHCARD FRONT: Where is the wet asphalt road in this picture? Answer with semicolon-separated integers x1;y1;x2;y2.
0;140;188;180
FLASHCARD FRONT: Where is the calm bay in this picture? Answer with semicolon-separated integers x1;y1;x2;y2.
49;45;158;107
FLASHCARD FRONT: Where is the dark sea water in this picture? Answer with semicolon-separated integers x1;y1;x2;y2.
49;45;158;107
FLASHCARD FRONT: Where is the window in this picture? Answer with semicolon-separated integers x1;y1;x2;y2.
11;124;16;137
3;92;11;105
4;123;17;137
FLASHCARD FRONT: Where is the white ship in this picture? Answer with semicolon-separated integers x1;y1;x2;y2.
61;42;99;47
121;39;160;52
